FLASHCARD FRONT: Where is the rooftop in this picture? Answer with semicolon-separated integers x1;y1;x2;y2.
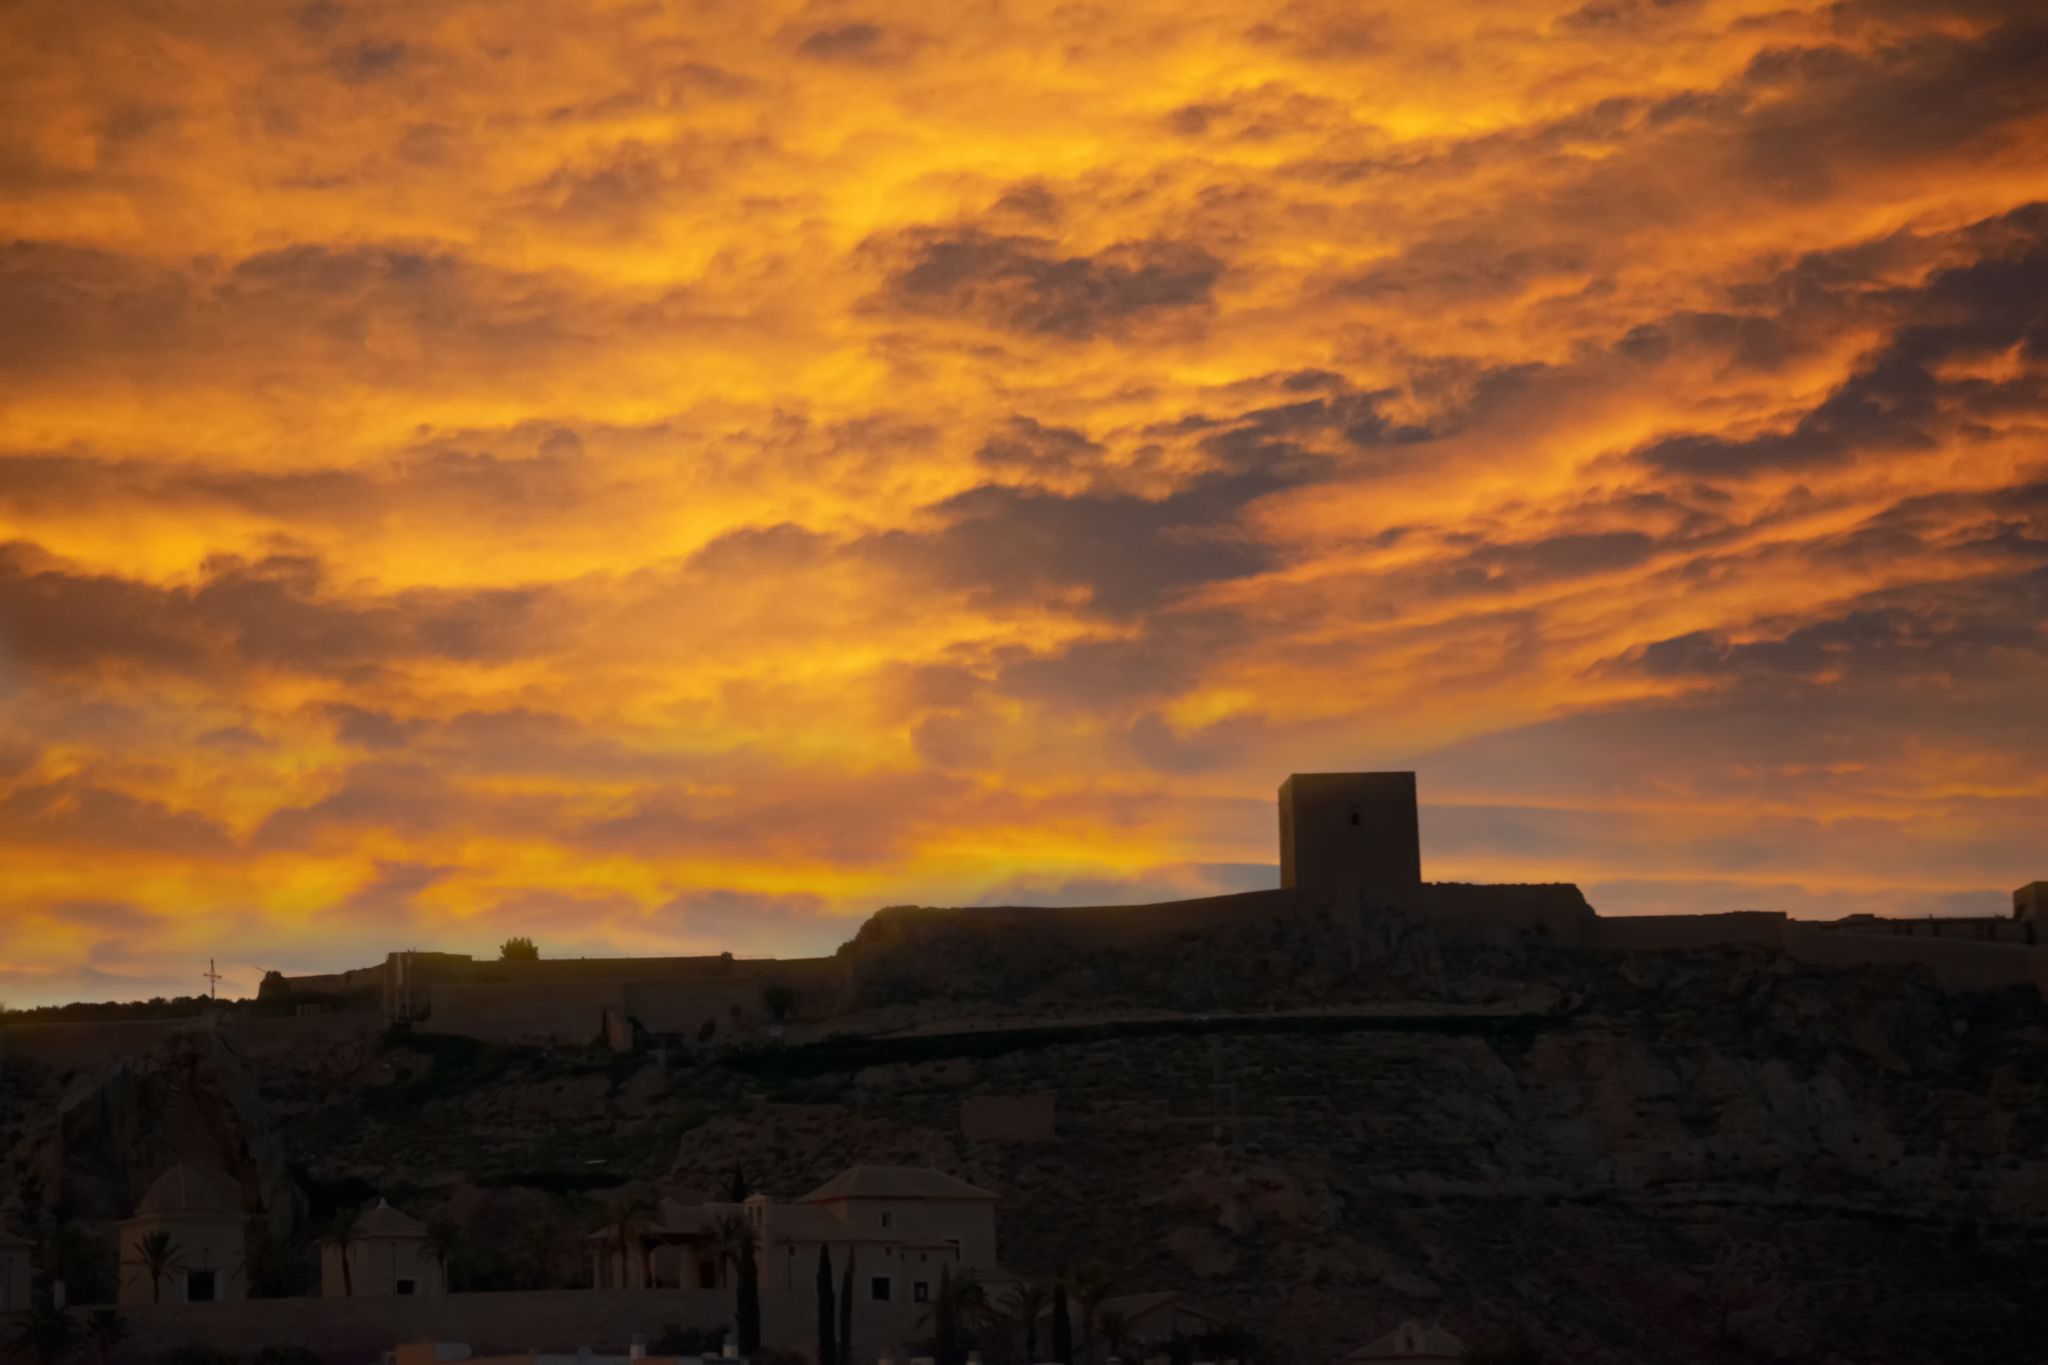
131;1164;242;1219
355;1199;428;1239
796;1165;999;1203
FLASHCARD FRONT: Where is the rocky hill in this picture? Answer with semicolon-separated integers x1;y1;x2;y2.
4;906;2046;1364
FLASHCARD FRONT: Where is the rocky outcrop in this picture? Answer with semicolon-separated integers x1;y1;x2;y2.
25;1026;303;1236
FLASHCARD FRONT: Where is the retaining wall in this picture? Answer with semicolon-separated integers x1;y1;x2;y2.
102;1280;945;1363
104;1287;730;1362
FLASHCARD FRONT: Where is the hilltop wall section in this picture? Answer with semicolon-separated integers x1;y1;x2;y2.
1587;910;2048;993
419;957;845;1047
907;881;1596;954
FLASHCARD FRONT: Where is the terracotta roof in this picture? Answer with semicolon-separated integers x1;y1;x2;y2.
355;1199;427;1239
1345;1320;1468;1361
767;1203;855;1241
796;1166;998;1203
132;1165;242;1219
1098;1292;1225;1329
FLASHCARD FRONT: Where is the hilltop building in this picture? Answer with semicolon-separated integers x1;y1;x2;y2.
0;1228;31;1313
117;1165;248;1305
323;1199;446;1299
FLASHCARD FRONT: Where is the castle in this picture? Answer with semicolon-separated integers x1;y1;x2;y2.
240;772;2048;1047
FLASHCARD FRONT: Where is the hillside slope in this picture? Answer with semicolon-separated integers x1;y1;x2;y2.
4;907;2044;1364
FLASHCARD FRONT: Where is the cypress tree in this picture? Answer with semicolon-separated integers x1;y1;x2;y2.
935;1264;959;1365
1052;1283;1073;1365
839;1247;856;1365
817;1245;837;1365
728;1164;748;1203
738;1235;762;1356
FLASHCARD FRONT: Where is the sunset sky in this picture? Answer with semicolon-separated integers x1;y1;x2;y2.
3;0;2045;1005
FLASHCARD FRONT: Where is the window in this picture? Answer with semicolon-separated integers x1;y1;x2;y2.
186;1271;216;1303
880;1211;893;1230
871;1276;892;1302
1349;806;1361;827
699;1261;719;1288
914;1281;930;1303
396;1279;416;1297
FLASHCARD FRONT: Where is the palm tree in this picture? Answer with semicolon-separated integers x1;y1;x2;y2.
1097;1309;1133;1365
921;1266;992;1365
424;1218;461;1293
1065;1267;1113;1365
1002;1281;1050;1363
84;1309;126;1365
524;1217;568;1288
7;1299;75;1364
323;1209;364;1298
606;1191;661;1289
709;1210;755;1292
123;1229;185;1305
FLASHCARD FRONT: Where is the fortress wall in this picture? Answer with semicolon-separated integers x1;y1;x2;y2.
1406;883;1598;946
1588;911;1790;954
415;958;845;1047
1784;923;2048;993
622;978;767;1038
279;963;386;996
103;1287;734;1359
420;981;626;1046
474;955;749;985
963;888;1304;950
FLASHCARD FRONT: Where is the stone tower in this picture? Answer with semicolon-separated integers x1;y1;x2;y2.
1279;772;1422;892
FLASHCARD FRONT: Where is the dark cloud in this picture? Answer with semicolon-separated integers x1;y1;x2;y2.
0;778;235;854
330;39;410;84
975;416;1105;479
797;23;888;61
869;475;1274;616
1730;22;2048;195
1635;206;2048;478
1635;567;2048;685
1341;236;1592;305
877;230;1221;339
0;543;554;683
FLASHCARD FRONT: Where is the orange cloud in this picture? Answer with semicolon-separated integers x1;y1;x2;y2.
2;0;2045;1003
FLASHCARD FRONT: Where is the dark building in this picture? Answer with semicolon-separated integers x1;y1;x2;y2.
2017;881;2048;923
1278;772;1422;892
